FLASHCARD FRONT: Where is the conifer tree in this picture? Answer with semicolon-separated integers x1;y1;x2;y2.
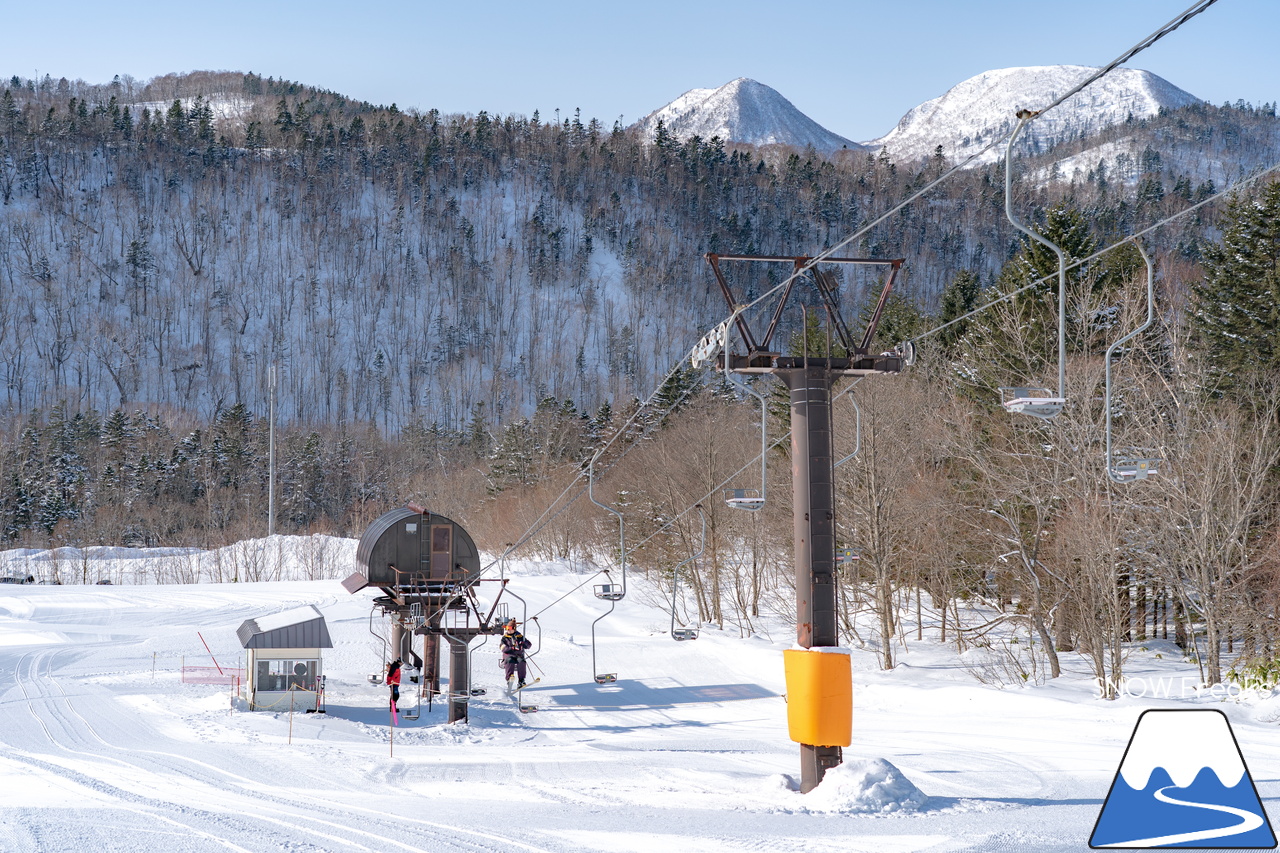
937;269;982;352
955;204;1110;388
1189;181;1280;391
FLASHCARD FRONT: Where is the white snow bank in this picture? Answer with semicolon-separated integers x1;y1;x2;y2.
803;758;928;814
496;556;606;577
0;534;355;585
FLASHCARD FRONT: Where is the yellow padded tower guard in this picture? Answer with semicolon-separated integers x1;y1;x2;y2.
783;647;852;747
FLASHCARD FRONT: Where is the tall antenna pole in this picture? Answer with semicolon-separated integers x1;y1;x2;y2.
268;361;277;537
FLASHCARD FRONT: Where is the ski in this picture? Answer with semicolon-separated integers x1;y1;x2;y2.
505;677;540;694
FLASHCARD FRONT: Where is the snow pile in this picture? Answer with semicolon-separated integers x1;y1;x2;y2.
802;757;928;814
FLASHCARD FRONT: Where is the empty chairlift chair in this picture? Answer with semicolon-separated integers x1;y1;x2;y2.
1001;110;1069;421
1105;239;1162;485
723;349;770;511
1112;457;1161;482
999;386;1065;420
593;583;624;601
724;488;765;511
670;506;706;642
591;586;621;683
587;448;626;686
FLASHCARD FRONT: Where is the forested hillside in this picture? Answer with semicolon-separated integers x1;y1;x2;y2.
4;70;1280;692
7;71;1276;429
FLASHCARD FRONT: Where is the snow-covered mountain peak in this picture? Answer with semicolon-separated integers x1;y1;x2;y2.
634;78;865;152
869;65;1201;166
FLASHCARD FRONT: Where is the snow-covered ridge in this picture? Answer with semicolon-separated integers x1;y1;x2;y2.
634;77;864;152
868;65;1202;166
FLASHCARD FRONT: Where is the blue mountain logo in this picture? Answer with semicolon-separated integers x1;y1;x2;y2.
1091;709;1275;848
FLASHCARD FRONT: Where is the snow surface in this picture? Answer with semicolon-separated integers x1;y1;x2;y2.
633;78;864;152
3;538;1280;852
869;65;1201;166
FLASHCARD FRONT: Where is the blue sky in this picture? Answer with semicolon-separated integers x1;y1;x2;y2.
7;0;1276;141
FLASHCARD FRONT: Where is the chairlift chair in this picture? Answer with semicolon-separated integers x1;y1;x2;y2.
999;387;1065;420
724;488;765;511
670;505;706;642
399;667;422;721
1105;238;1163;485
722;328;769;511
1003;111;1069;416
588;581;619;681
594;583;624;601
587;446;627;682
1113;458;1161;482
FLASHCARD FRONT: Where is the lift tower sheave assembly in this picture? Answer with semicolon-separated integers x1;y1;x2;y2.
705;253;906;793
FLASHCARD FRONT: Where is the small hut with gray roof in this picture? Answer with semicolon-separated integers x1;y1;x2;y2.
237;604;333;712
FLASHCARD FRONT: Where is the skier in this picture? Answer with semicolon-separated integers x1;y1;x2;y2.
386;658;403;712
500;619;532;689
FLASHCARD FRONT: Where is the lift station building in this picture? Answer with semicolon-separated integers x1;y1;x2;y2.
345;504;505;722
237;604;333;712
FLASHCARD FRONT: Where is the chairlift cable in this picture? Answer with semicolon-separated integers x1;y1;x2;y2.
716;0;1221;355
625;379;866;563
906;158;1280;350
529;571;608;621
458;0;1225;619
486;146;1280;622
475;341;714;578
419;361;706;639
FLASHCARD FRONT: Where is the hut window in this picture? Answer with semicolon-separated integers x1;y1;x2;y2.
256;659;319;692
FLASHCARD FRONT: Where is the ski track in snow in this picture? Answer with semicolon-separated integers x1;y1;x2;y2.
2;553;1280;852
9;646;548;853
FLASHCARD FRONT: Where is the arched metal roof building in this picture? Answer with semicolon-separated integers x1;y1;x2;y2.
351;505;481;591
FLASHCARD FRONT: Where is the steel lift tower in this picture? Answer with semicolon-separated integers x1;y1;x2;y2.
706;253;908;792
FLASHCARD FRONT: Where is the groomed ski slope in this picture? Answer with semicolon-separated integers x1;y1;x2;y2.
2;550;1279;852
